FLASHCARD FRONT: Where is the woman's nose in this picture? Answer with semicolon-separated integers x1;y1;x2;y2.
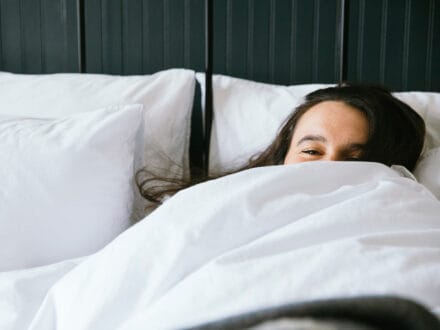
324;153;343;161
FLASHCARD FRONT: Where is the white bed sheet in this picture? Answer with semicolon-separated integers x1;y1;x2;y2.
1;162;439;329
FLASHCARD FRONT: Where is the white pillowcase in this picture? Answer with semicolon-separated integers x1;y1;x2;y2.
0;69;195;220
0;106;143;271
394;92;440;152
196;74;440;199
414;147;440;200
196;73;330;173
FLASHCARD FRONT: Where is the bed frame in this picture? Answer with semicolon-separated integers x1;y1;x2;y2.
1;0;439;175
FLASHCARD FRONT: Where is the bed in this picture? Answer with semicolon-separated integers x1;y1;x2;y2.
1;0;440;329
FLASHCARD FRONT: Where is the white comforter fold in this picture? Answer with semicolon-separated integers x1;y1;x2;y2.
1;162;440;329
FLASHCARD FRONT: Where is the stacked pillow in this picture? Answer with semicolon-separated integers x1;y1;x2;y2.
0;69;195;271
0;106;142;270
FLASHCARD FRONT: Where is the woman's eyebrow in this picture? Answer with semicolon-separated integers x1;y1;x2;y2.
297;135;327;146
345;143;367;151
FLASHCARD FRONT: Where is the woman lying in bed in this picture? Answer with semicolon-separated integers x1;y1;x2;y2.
137;83;425;204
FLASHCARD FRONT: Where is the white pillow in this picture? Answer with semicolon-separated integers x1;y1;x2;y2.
196;73;331;173
196;74;440;177
0;105;143;271
0;69;195;220
414;147;440;200
395;92;440;200
394;92;440;152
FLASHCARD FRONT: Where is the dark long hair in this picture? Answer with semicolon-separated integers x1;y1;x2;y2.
137;83;425;204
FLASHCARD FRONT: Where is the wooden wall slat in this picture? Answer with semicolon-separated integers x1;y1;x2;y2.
212;0;340;85
0;1;2;68
101;0;122;74
272;0;292;84
315;0;340;82
0;0;78;73
251;0;270;82
83;0;204;74
347;0;438;91
84;0;103;73
186;0;204;70
430;0;440;91
21;0;43;73
143;0;164;72
0;0;23;72
122;0;143;74
295;0;317;82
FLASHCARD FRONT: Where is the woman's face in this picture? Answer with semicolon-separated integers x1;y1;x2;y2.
284;101;369;165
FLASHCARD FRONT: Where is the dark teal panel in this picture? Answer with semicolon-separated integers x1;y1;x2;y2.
0;0;79;73
424;0;440;91
347;0;439;91
84;0;205;75
41;0;79;72
21;0;43;73
0;0;23;72
101;0;123;74
143;0;165;72
83;0;102;73
212;0;341;85
123;0;143;74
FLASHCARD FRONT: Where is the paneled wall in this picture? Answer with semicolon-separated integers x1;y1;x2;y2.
0;0;205;74
0;0;79;73
347;0;439;91
83;0;205;74
0;0;438;91
212;0;343;85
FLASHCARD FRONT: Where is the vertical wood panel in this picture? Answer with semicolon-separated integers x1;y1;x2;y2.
384;1;406;89
21;0;43;72
0;0;78;73
406;0;430;90
41;0;78;72
428;0;440;91
143;0;164;72
101;0;122;74
0;0;23;72
123;0;143;74
84;0;204;74
289;0;298;83
213;0;340;85
187;0;204;70
227;0;248;77
401;0;411;89
316;0;339;82
0;1;3;68
212;0;226;73
251;0;269;81
312;0;320;81
379;0;388;84
425;0;435;90
84;0;103;73
348;0;437;91
167;0;184;68
273;0;293;84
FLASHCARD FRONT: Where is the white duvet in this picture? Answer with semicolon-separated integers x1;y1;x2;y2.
1;162;440;329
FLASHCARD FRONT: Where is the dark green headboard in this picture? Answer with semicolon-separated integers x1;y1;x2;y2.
0;0;206;74
208;0;439;91
0;0;437;90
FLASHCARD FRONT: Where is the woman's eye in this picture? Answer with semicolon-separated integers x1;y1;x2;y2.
302;150;320;156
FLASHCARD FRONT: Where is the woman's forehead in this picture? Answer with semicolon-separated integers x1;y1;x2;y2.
293;101;369;142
